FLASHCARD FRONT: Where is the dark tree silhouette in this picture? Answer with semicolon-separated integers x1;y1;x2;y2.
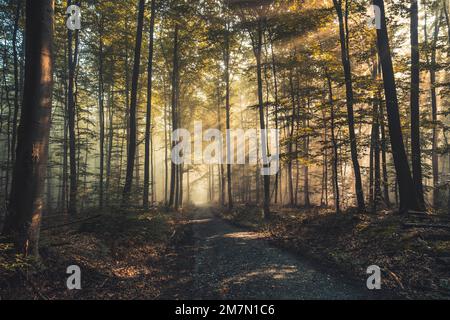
2;0;54;256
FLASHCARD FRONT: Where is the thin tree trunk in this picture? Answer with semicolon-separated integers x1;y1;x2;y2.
123;0;145;205
144;0;156;209
60;47;68;212
410;0;426;209
106;85;114;204
269;34;281;205
164;79;169;205
11;0;22;171
67;0;79;216
369;120;375;206
379;93;390;207
327;74;340;214
224;27;233;210
374;103;382;212
287;71;296;206
304;99;311;207
333;0;365;211
254;20;270;218
425;8;442;208
98;19;105;209
2;46;12;199
217;84;225;207
169;24;179;207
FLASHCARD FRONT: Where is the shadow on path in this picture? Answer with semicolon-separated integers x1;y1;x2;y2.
181;208;375;300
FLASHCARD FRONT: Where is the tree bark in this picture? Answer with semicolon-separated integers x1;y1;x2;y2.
169;24;179;208
333;0;365;211
122;0;145;205
373;0;420;212
224;27;233;210
98;17;105;209
410;0;426;209
2;0;54;257
426;8;442;208
379;94;390;207
144;0;156;209
326;72;340;214
67;0;79;216
11;0;22;172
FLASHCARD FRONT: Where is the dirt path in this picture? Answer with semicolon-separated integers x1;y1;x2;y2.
174;207;374;300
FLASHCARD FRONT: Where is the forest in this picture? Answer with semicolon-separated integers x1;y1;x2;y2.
0;0;449;300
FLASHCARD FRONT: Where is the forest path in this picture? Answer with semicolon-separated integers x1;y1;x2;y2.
184;207;372;300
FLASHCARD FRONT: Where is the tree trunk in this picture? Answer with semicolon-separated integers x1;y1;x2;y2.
122;0;145;205
255;21;270;219
304;99;311;207
287;71;296;206
374;104;382;212
269;35;281;205
144;0;156;209
224;28;233;210
60;45;68;212
369;119;375;206
169;24;179;207
426;8;442;208
333;0;365;211
11;0;22;172
326;73;340;214
163;79;169;205
98;19;105;209
2;46;12;199
410;0;426;209
2;0;54;257
379;95;390;207
373;0;420;212
67;0;79;216
217;84;225;207
105;83;114;203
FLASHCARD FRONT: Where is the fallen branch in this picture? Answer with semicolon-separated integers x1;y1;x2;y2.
386;268;405;290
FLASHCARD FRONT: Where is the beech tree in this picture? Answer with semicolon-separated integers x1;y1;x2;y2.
373;0;420;212
2;0;54;256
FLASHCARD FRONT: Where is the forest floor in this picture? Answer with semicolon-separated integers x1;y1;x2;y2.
219;205;450;300
1;205;450;300
0;206;371;300
0;207;195;299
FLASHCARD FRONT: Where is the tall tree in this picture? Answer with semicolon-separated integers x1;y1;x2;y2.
252;17;271;219
169;24;179;208
122;0;145;204
10;0;22;173
424;4;442;208
325;70;340;214
410;0;426;209
144;0;156;209
373;0;420;212
332;0;365;211
2;0;54;256
67;0;80;216
224;23;233;210
98;14;105;209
